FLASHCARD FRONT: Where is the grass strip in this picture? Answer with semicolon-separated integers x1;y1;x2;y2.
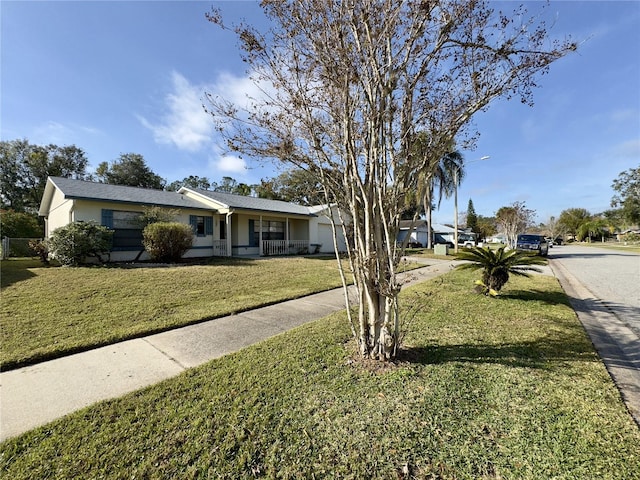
571;242;640;253
1;270;638;479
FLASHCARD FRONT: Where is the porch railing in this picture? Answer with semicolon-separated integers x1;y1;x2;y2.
212;239;228;257
262;240;309;256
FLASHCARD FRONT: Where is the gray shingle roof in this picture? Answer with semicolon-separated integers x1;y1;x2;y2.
185;188;314;216
398;220;455;233
43;177;316;217
47;177;208;210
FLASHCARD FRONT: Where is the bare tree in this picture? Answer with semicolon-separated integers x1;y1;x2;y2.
495;201;536;248
206;1;576;360
543;215;565;241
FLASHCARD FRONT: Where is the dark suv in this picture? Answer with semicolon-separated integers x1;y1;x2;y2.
516;234;549;256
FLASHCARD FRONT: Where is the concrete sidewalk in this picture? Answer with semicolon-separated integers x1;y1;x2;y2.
1;259;454;442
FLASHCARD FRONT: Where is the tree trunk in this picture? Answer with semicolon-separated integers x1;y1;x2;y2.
424;188;434;250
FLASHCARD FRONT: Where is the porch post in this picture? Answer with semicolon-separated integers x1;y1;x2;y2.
286;217;290;255
225;213;232;257
259;215;263;256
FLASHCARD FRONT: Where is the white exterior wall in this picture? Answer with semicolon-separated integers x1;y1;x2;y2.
45;188;74;237
230;214;258;256
47;199;216;261
289;219;309;241
309;206;347;253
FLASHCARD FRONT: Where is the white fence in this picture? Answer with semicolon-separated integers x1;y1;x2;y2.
262;240;309;256
212;240;228;257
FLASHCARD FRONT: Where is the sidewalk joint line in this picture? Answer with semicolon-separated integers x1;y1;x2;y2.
141;338;188;371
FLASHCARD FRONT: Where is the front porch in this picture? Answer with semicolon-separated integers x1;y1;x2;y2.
211;239;314;257
211;213;313;258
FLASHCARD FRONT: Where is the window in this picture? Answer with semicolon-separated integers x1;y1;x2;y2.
254;220;285;241
189;215;213;237
196;216;205;236
102;209;143;250
113;211;141;229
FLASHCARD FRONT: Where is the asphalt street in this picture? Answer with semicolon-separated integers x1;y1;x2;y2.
549;243;640;426
549;243;640;336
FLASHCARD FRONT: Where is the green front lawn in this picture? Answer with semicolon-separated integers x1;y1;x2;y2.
1;257;358;369
573;241;640;253
2;270;638;478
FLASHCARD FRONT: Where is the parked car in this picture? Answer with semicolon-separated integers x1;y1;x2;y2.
516;234;549;256
457;233;477;248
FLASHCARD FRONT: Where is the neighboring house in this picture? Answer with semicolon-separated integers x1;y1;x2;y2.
617;228;640;242
398;220;429;246
488;234;507;244
39;177;347;262
397;221;458;247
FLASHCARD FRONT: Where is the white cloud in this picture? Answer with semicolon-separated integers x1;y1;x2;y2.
212;72;268;109
33;121;72;144
32;121;103;145
139;70;275;154
609;108;639;124
138;71;214;152
215;154;247;173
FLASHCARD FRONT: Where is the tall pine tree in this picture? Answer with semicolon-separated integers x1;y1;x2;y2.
467;199;478;235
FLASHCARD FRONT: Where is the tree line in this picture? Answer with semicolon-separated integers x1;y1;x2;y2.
461;182;639;247
499;168;640;244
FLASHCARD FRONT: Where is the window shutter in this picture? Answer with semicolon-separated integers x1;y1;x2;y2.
248;219;256;247
189;215;197;234
101;209;113;228
205;217;213;236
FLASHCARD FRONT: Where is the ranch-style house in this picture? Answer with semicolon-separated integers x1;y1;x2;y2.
39;176;347;262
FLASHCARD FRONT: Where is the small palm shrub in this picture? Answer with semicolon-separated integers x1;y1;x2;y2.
142;222;193;263
455;246;546;296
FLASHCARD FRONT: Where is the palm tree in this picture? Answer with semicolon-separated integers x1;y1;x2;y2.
423;151;464;248
455;246;546;296
578;218;608;242
408;133;464;248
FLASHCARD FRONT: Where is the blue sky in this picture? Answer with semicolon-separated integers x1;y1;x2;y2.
2;1;639;224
